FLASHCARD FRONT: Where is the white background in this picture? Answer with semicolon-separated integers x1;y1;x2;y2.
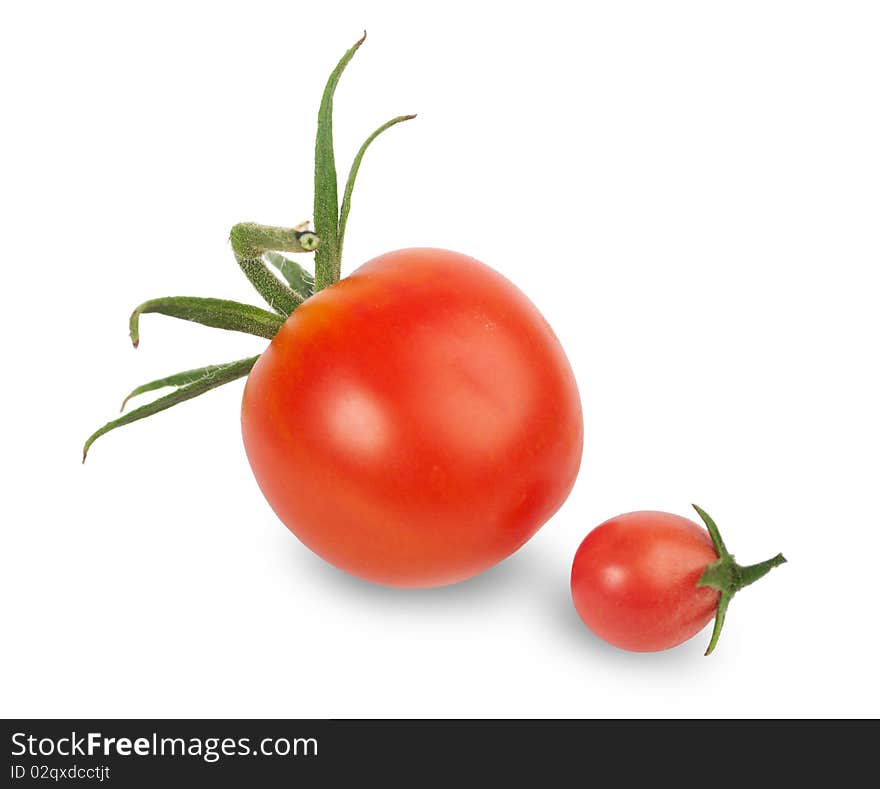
2;1;878;718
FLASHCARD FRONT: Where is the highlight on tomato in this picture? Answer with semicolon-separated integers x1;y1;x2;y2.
570;506;785;655
84;33;584;588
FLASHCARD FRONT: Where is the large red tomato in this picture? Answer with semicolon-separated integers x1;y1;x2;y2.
241;248;583;587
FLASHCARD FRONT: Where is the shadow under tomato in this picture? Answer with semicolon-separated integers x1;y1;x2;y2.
282;530;711;664
283;533;538;610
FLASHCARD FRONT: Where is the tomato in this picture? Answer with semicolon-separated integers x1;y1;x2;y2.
84;40;584;591
241;248;584;588
570;511;720;652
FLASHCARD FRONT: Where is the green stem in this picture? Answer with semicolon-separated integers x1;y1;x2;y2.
229;223;320;314
693;504;786;656
230;223;319;257
737;553;787;589
129;297;284;348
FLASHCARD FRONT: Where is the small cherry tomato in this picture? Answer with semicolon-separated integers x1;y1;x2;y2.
570;507;785;654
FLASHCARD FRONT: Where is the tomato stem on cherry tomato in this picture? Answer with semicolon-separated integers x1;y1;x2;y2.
83;31;415;461
692;504;787;655
229;222;320;313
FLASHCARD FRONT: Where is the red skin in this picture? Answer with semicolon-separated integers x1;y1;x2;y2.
570;512;721;651
242;248;583;588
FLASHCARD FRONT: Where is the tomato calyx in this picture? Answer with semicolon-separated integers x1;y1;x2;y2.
83;32;415;461
692;504;787;656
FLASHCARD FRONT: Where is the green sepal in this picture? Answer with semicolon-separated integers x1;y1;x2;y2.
265;252;315;299
693;504;787;656
120;362;251;412
83;356;259;462
338;114;416;262
129;297;284;347
313;32;366;291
